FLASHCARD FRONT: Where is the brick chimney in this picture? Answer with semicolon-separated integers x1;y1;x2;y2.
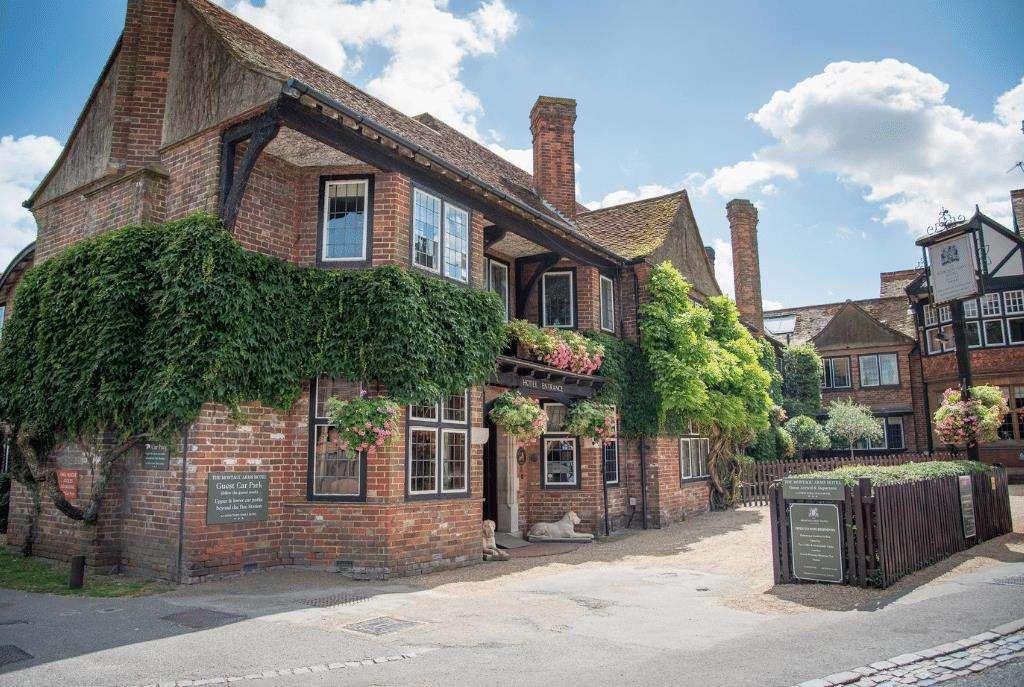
726;199;763;332
110;0;178;169
1012;189;1024;235
530;96;577;219
704;244;716;268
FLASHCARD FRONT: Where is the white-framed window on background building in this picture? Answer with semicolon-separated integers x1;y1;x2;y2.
679;436;709;480
923;305;938;327
981;293;1002;318
822;357;851;389
600;274;615;332
1005;290;1024;316
984;319;1006;346
858;353;899;387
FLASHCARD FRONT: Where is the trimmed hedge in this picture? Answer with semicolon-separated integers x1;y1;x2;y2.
793;460;991;487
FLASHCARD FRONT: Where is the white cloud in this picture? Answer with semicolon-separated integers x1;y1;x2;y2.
760;183;778;196
0;134;62;269
712;238;734;299
220;0;517;141
583;183;674;211
763;298;785;311
485;142;532;174
834;225;867;240
703;60;1024;233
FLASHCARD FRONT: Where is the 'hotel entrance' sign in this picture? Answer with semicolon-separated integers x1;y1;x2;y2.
520;378;565;394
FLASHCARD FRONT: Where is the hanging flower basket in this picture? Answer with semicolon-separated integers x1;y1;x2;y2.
325;394;400;452
506;319;604;375
489;391;548;441
933;386;1008;448
565;400;617;443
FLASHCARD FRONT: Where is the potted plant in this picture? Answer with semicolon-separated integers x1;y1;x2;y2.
505;319;604;375
325;392;400;453
488;391;548;441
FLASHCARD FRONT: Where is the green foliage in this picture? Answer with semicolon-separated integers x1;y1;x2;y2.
488;391;547;440
781;343;823;417
582;331;659;439
0;213;506;449
824;399;883;455
324;395;399;452
757;337;784;405
564;400;616;441
748;425;796;461
638;262;772;441
0;548;168;597
794;460;990;486
784;415;831;454
507;319;604;374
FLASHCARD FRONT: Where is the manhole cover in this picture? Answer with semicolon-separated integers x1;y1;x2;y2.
301;590;375;608
991;575;1024;587
160;608;244;629
0;645;33;666
345;617;418;636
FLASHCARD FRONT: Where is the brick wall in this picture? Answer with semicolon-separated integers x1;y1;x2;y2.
642;437;711;527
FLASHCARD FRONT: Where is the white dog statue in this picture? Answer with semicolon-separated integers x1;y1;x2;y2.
482;519;510;561
527;510;594;542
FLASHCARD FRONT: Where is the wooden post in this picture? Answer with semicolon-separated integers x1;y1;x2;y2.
69;555;85;590
950;299;978;460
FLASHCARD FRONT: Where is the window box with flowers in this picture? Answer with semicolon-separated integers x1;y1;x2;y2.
506;319;604;375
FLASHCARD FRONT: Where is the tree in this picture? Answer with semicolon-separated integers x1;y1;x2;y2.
781;343;823;418
784;415;830;458
824;400;883;458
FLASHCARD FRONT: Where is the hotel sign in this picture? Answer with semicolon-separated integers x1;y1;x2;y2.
206;472;269;525
520;378;565;394
927;234;978;304
789;502;844;583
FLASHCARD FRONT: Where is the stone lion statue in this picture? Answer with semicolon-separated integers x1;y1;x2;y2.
482;519;510;561
527;510;594;542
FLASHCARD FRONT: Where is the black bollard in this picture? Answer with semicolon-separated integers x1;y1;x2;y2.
69;555;85;590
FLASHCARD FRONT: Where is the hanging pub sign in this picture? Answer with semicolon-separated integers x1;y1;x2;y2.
926;233;979;305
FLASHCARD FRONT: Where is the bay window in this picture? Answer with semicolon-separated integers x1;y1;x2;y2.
407;391;470;497
542;271;575;328
320;178;370;263
412;187;469;283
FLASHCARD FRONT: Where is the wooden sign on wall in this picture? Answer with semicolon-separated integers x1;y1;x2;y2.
56;469;79;500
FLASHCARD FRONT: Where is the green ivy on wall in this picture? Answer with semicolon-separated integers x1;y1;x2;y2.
582;331;659;439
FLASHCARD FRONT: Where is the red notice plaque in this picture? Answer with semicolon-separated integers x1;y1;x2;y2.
56;469;79;499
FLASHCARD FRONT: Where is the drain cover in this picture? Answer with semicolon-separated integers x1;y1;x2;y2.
301;590;375;608
0;620;28;626
160;608;244;629
0;645;33;666
345;617;418;636
991;575;1024;587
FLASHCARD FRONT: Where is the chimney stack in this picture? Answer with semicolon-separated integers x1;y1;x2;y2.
530;96;577;219
726;199;763;332
1012;189;1024;236
704;244;716;268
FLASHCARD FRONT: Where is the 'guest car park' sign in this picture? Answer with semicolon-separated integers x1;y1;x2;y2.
926;234;978;304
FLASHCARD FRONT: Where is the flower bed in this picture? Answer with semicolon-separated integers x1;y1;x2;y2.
506;319;604;375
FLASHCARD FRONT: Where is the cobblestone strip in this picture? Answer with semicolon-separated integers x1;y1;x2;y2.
133;648;431;687
793;619;1024;687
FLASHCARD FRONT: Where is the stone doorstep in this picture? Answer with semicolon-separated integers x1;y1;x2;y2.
792;622;1024;687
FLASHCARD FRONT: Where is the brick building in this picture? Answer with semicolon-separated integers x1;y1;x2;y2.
2;0;768;581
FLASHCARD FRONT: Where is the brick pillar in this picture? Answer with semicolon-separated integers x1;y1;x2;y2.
530;96;577;219
726;198;763;332
1011;189;1024;235
110;0;178;170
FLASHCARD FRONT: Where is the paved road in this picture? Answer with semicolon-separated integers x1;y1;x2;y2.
2;512;1023;686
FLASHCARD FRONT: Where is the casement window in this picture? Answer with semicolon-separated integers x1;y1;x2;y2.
940;325;956;352
938;305;952;323
599;275;615;332
603;438;619;485
885;417;905;450
541;271;575;328
994;386;1024;442
925;328;941;354
854;417;887;450
679;436;709;480
1008;318;1024;345
981;293;1002;317
485;258;510;321
308;376;365;500
321;179;370;262
983;319;1005;346
923;305;938;327
407;392;470;497
1005;290;1024;315
962;299;979;319
412;188;469;283
822;357;851;389
859;353;899;387
965;321;982;348
543;437;579;487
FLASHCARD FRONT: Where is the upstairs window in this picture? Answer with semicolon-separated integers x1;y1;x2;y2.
940;325;956;352
859;353;899;387
926;328;943;354
412;188;470;283
321;179;370;262
822;357;851;389
486;259;509;320
962;299;979;319
981;293;1002;317
923;305;938;327
542;271;575;328
938;305;951;323
965;321;982;348
984;319;1006;346
599;275;615;332
1005;290;1024;315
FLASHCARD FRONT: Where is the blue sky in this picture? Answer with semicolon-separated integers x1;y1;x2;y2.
1;0;1023;308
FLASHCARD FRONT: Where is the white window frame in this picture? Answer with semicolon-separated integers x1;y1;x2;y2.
923;305;938;327
822;357;851;389
321;179;369;262
941;324;957;352
938;305;951;323
442;391;469;424
965;320;982;348
599;274;615;332
543;436;579;487
926;328;943;354
411;187;470;283
962;299;979;319
858;353;899;387
603;438;619;485
407;426;440;495
679;436;709;480
1007;317;1024;345
983;319;1006;347
1005;290;1024;315
409;402;438;421
440;428;469;494
542;402;568;434
541;271;575;328
486;259;510;321
981;293;1002;317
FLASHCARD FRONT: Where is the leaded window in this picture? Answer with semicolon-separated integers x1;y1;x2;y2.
984;319;1005;346
412;187;469;283
603;439;619;485
822;357;851;389
600;275;615;332
1008;318;1024;344
981;293;1002;317
412;189;442;271
965;321;982;348
321;179;369;261
859;353;898;387
885;417;905;450
1005;290;1024;315
543;437;578;487
309;375;365;500
407;392;470;497
486;259;509;321
542;271;574;328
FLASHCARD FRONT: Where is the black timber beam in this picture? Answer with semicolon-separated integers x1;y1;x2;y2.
219;107;280;231
515;252;559;319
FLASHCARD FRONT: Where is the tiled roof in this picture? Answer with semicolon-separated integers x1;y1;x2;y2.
186;0;566;231
880;268;923;298
764;295;916;346
574;191;686;259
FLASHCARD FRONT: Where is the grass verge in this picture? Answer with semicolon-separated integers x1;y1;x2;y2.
0;548;169;597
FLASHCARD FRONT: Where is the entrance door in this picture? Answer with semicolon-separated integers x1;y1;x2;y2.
482;417;499;523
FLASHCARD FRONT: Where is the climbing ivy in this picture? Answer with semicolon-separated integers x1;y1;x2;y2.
582;331;659;439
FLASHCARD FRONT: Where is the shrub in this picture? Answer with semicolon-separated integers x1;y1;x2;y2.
824;399;883;457
785;415;831;456
782;343;823;418
582;331;659;439
793;460;990;486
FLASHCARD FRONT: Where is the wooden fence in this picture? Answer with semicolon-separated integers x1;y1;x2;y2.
740;452;955;506
769;468;1012;588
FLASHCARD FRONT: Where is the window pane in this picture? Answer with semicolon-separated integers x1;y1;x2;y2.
323;181;366;260
545;438;576;485
832;358;851;387
981;293;1001;317
543;273;573;327
924;305;938;326
409;402;437;420
443;392;467;423
313;425;360;495
984;320;1005;345
966;321;982;347
413;189;441;270
885;417;905;450
859;355;880;387
1005;290;1024;315
701;439;710;476
939;305;951;323
926;328;943;354
315;376;360;419
442;431;467;492
680;439;691;478
603;440;618;484
962;299;978;319
1008;318;1024;344
878;354;899;385
409;428;438;493
444;204;469;282
545;403;567;433
600;276;614;331
488;261;509;320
